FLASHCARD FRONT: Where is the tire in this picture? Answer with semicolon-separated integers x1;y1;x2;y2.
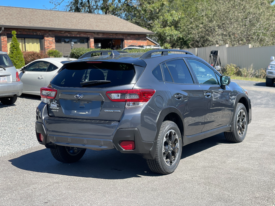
266;77;274;87
0;96;17;105
224;103;248;143
147;121;183;175
50;145;86;163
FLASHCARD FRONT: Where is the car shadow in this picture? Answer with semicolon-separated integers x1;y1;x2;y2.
0;103;16;108
19;94;40;100
9;133;227;179
254;82;267;87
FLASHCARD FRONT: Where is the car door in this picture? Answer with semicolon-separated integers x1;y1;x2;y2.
20;61;50;95
161;59;205;136
185;58;233;132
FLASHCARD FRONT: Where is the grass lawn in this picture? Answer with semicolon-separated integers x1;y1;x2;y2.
230;75;265;82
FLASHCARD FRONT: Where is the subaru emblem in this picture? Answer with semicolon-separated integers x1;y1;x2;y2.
74;94;83;100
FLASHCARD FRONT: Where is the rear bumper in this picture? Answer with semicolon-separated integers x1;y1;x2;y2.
35;119;154;157
0;81;23;98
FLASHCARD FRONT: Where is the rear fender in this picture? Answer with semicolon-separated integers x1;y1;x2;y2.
144;107;185;159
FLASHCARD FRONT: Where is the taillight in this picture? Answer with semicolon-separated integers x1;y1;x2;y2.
38;133;44;142
120;141;135;150
40;87;57;103
106;89;155;107
16;71;20;82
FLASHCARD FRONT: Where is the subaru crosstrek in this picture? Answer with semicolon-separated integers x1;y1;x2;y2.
35;50;252;175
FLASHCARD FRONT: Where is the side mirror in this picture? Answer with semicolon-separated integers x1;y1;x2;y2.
221;76;231;88
271;56;275;61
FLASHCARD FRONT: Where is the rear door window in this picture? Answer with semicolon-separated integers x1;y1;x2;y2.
47;64;58;72
165;59;194;84
51;62;136;88
0;54;13;68
152;65;163;81
25;61;50;72
161;63;173;82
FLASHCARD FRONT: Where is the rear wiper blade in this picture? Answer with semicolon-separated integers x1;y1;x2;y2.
80;80;111;87
0;66;6;71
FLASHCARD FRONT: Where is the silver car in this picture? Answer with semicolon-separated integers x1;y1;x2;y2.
0;51;23;105
19;58;76;95
266;56;275;87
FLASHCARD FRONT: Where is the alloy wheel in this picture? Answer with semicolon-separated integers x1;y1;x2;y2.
162;130;180;166
236;109;247;137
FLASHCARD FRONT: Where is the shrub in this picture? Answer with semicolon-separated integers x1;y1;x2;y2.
126;48;155;53
70;48;156;59
255;68;266;79
223;64;266;79
8;30;25;69
47;49;62;57
23;51;49;65
70;48;111;59
222;64;241;76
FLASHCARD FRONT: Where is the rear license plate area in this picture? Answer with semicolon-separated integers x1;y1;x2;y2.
59;99;101;117
0;76;8;83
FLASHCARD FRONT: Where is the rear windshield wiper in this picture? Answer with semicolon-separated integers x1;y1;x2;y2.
80;80;111;87
0;65;6;71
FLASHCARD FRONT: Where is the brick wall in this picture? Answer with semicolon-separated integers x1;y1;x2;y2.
1;35;8;53
0;28;148;52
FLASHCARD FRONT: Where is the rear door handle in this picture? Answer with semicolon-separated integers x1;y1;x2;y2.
174;93;187;101
204;92;212;98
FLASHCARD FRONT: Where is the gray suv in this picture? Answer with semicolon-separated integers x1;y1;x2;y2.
0;51;23;105
35;50;252;175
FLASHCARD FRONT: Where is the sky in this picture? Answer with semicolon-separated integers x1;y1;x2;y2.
0;0;66;10
0;0;275;10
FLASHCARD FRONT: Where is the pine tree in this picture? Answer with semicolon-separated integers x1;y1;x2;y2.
9;30;25;69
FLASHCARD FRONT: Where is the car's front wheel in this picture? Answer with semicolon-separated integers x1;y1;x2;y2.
0;96;17;105
224;103;248;143
266;77;274;87
50;145;86;163
147;121;182;175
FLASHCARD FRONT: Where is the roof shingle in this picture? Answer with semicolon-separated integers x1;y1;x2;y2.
0;6;153;34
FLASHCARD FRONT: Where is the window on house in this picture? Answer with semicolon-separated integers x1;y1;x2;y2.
7;38;41;53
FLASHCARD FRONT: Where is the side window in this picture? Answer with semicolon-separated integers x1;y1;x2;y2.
161;63;173;82
25;61;50;72
47;64;58;72
166;59;194;84
186;59;218;85
152;65;163;81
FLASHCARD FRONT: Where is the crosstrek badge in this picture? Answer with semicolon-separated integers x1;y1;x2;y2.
50;100;59;110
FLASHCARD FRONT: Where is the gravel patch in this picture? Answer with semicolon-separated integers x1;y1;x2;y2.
0;94;41;157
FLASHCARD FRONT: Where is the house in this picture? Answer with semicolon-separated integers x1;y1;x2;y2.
0;6;155;56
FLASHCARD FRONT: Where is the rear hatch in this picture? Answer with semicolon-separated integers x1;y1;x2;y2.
45;61;143;121
0;54;16;83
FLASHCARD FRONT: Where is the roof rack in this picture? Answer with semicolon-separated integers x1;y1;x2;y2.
79;50;126;59
139;49;194;59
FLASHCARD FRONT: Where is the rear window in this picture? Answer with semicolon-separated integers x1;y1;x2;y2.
0;55;13;68
51;62;136;88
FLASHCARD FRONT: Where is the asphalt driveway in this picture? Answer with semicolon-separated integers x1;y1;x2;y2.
0;80;275;206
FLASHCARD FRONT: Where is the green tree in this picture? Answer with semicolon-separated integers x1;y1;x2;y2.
181;0;275;48
9;31;25;69
51;0;127;16
123;0;185;48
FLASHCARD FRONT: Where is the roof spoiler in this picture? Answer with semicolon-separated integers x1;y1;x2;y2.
79;50;125;59
139;49;194;59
